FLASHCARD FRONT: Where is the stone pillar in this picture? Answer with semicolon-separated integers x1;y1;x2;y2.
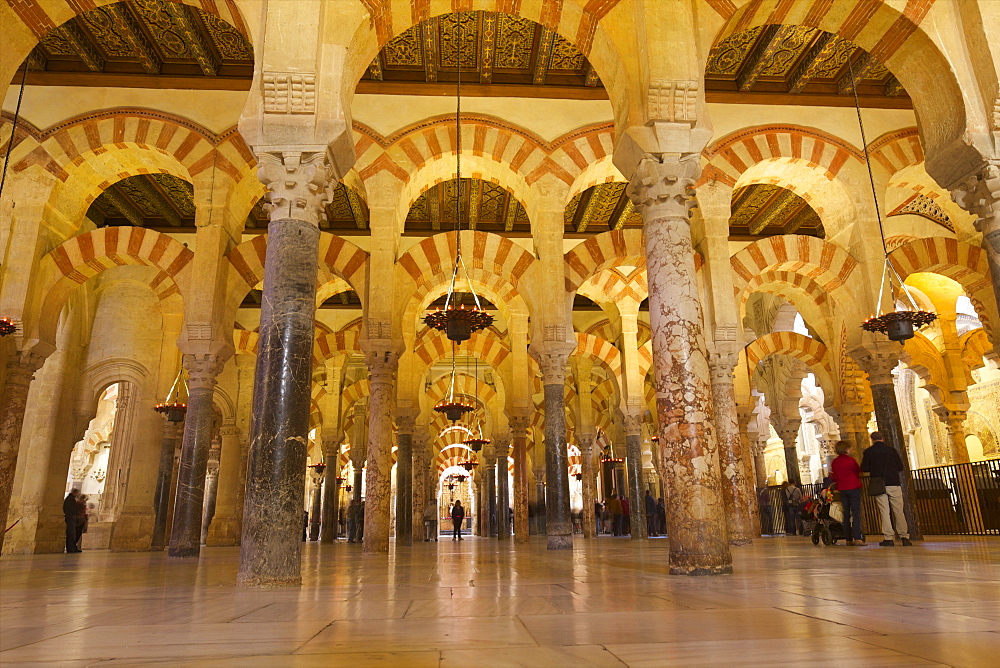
362;351;399;554
395;414;415;546
777;426;802;485
510;415;530;543
200;437;221;545
736;407;761;535
750;438;767;489
350;406;366;504
852;344;923;540
533;346;574;550
168;353;224;558
533;469;546;535
320;437;342;543
578;434;598;539
308;468;324;541
495;436;511;541
0;350;47;552
151;418;182;549
237;150;329;587
206;423;242;546
410;432;429;542
710;352;754;545
622;414;647;540
627;154;732;575
952;164;1000;355
934;408;971;464
233;355;254;539
483;448;497;537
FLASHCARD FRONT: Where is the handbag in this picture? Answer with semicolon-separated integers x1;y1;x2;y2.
867;476;886;496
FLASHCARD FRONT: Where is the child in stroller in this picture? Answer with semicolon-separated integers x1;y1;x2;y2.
806;487;847;546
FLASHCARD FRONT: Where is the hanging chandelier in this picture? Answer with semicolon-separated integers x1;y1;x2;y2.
0;317;16;337
308;463;326;477
422;11;493;344
460;459;479;472
154;368;188;423
461;353;490;452
336;476;346;485
847;58;936;342
434;340;474;421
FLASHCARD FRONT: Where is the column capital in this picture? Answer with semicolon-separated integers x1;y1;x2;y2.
182;353;226;390
577;432;596;454
508;414;531;437
529;342;574;385
622;413;643;437
952;162;1000;235
707;350;740;385
777;425;799;446
396;413;416;435
933;406;969;430
219;424;240;438
256;150;332;226
492;435;511;456
749;438;767;457
850;343;900;387
362;345;401;386
322;436;342;460
625;153;700;220
3;350;47;386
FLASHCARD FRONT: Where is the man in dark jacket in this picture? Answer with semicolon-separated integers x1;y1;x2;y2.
63;489;81;553
861;431;911;547
644;490;657;537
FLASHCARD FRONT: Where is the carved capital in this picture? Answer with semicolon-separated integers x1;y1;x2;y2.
182;353;225;390
396;413;416;435
530;343;573;385
492;436;511;457
850;344;899;387
577;432;595;455
508;414;531;438
626;154;700;220
365;350;399;386
933;406;968;432
707;350;740;384
952;162;1000;240
322;436;342;459
777;427;799;446
4;350;47;387
622;413;643;437
256;150;332;226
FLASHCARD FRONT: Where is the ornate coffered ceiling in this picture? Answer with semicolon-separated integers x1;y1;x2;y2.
564;182;641;235
405;178;529;235
729;184;824;239
89;175;367;232
362;11;602;95
706;25;909;105
887;193;954;232
24;0;252;83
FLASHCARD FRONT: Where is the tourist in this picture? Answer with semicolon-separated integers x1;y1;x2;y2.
644;490;657;536
75;495;89;551
594;500;603;534
346;499;359;543
62;488;81;554
862;432;912;547
423;498;438;541
450;499;465;540
782;481;803;535
656;497;666;536
607;494;623;535
758;486;774;534
621;495;631;535
601;501;612;534
829;440;864;546
358;501;365;541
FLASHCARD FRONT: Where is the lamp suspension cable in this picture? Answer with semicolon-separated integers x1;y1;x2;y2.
0;64;28;201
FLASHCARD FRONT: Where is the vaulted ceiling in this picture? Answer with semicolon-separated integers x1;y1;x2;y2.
405;178;529;235
705;25;909;107
24;0;252;86
361;11;602;97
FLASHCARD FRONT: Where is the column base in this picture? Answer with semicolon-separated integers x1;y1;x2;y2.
168;546;201;558
546;534;573;550
109;509;155;552
729;537;754;547
669;555;734;576
236;573;302;589
1;502;39;554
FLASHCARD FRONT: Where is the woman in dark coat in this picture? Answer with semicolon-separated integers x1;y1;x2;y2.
450;500;465;540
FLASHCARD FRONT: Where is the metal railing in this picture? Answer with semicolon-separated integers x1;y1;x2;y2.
758;458;1000;537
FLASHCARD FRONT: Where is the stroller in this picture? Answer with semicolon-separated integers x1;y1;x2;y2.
806;487;847;546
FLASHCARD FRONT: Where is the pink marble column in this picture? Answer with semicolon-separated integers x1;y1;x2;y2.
510;415;530;544
362;352;398;554
494;436;511;541
578;433;597;539
0;350;47;553
709;352;754;545
628;155;732;575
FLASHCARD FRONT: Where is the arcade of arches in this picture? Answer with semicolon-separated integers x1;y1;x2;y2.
2;0;1000;662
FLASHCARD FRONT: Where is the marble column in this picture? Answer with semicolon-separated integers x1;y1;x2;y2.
710;353;754;545
362;353;399;554
535;348;574;550
533;469;546;535
233;355;255;539
200;439;221;545
852;345;923;540
151;418;182;549
484;449;497;537
495;436;511;541
410;433;429;542
777;427;802;485
320;437;341;543
395;414;415;546
308;470;323;541
510;416;530;543
237;150;329;588
578;434;598;539
168;353;224;558
206;424;243;546
627;154;732;575
750;439;768;489
952;164;1000;353
0;350;46;552
934;408;971;464
622;415;647;540
736;407;761;535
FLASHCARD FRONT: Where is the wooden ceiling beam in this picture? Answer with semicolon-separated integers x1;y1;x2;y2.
574;188;598;233
836;51;875;95
503;193;519;232
468;179;482;230
139;178;187;227
164;4;219;76
610;195;634;231
423;18;439;83
533;27;555;85
100;186;146;227
104;4;162;74
59;21;105;72
787;32;837;93
345;187;368;230
736;24;783;91
480;13;497;84
429;184;442;230
885;75;905;97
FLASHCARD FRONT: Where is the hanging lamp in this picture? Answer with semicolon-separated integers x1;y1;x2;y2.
422;11;493;343
154;368;188;423
460;458;479;472
848;58;936;342
462;353;490;452
308;463;327;477
434;340;474;421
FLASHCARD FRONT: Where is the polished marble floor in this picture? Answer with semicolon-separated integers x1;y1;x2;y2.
1;535;998;666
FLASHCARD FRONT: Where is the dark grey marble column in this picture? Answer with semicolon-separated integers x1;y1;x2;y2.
623;415;647;540
320;439;341;543
495;437;511;541
152;418;181;549
395;415;414;546
485;452;497;537
308;473;323;541
200;441;221;545
0;350;46;554
579;434;597;539
237;212;320;585
534;348;573;550
854;345;923;540
533;470;546;535
169;354;224;558
777;427;802;485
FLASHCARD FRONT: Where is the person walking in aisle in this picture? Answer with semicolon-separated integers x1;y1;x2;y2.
830;440;865;546
423;497;438;541
450;500;465;540
63;488;81;554
862;431;912;547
